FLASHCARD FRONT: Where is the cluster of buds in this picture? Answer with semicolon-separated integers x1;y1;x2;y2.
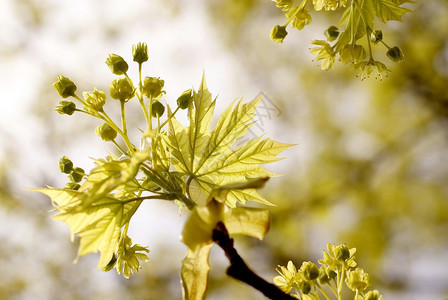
58;156;85;190
52;42;196;193
274;243;383;299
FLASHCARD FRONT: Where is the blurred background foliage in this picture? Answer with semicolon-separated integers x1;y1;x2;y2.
1;0;447;299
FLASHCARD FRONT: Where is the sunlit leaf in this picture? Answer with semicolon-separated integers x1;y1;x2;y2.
224;207;270;240
181;244;212;300
375;0;412;23
35;188;141;269
167;78;292;205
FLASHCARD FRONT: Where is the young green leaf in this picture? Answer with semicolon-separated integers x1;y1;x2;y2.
35;188;142;269
374;0;412;23
167;75;292;206
181;244;212;300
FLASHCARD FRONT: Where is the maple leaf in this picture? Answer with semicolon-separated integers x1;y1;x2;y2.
167;75;292;207
34;152;149;270
374;0;412;23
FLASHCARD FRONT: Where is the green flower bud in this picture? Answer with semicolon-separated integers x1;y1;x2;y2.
298;280;311;294
83;88;106;111
340;44;366;64
324;25;339;42
151;101;165;117
370;30;383;44
55;100;76;115
59;156;74;174
364;290;383;300
176;89;193;109
69;167;85;183
270;25;288;43
142;77;165;99
386;46;404;63
274;0;293;11
301;261;319;281
110;78;134;101
345;268;370;291
64;182;80;190
132;42;149;64
335;244;350;261
96;123;117;141
53;75;77;98
102;254;117;272
318;267;337;284
106;54;129;75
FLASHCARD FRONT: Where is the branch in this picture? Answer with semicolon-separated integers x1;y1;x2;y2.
212;222;296;300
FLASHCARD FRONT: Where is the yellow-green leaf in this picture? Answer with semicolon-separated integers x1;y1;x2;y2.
181;244;212;300
224;207;271;240
375;0;412;23
35;188;142;269
167;78;293;206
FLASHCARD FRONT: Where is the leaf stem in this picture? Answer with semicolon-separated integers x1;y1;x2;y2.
316;282;332;300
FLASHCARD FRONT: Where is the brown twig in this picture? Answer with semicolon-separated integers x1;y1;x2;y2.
212;221;296;300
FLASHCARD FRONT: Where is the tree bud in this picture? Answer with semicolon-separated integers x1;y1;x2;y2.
301;261;319;280
102;254;117;272
96;123;117;141
151;101;165;117
59;156;74;174
142;77;165;99
64;182;80;190
340;44;366;64
335;244;350;261
270;25;288;43
370;30;383;44
176;89;193;109
53;75;77;98
110;78;134;101
364;290;383;300
298;280;311;294
55;101;76;115
83;88;106;111
69;167;85;183
325;25;339;41
106;54;129;75
386;46;404;63
132;42;149;64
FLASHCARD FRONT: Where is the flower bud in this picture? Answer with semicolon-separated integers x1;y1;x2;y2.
364;290;383;300
298;280;311;294
301;261;319;281
340;44;366;64
102;254;118;272
274;0;293;10
345;268;370;291
106;54;129;75
318;267;337;284
142;77;165;99
59;156;74;174
325;25;339;41
151;101;165;117
83;88;106;111
132;42;149;64
370;30;383;44
386;46;404;63
335;244;350;261
96;123;117;141
53;75;77;98
55;100;76;115
176;89;193;109
270;25;288;43
110;78;134;101
64;182;80;190
69;167;85;183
